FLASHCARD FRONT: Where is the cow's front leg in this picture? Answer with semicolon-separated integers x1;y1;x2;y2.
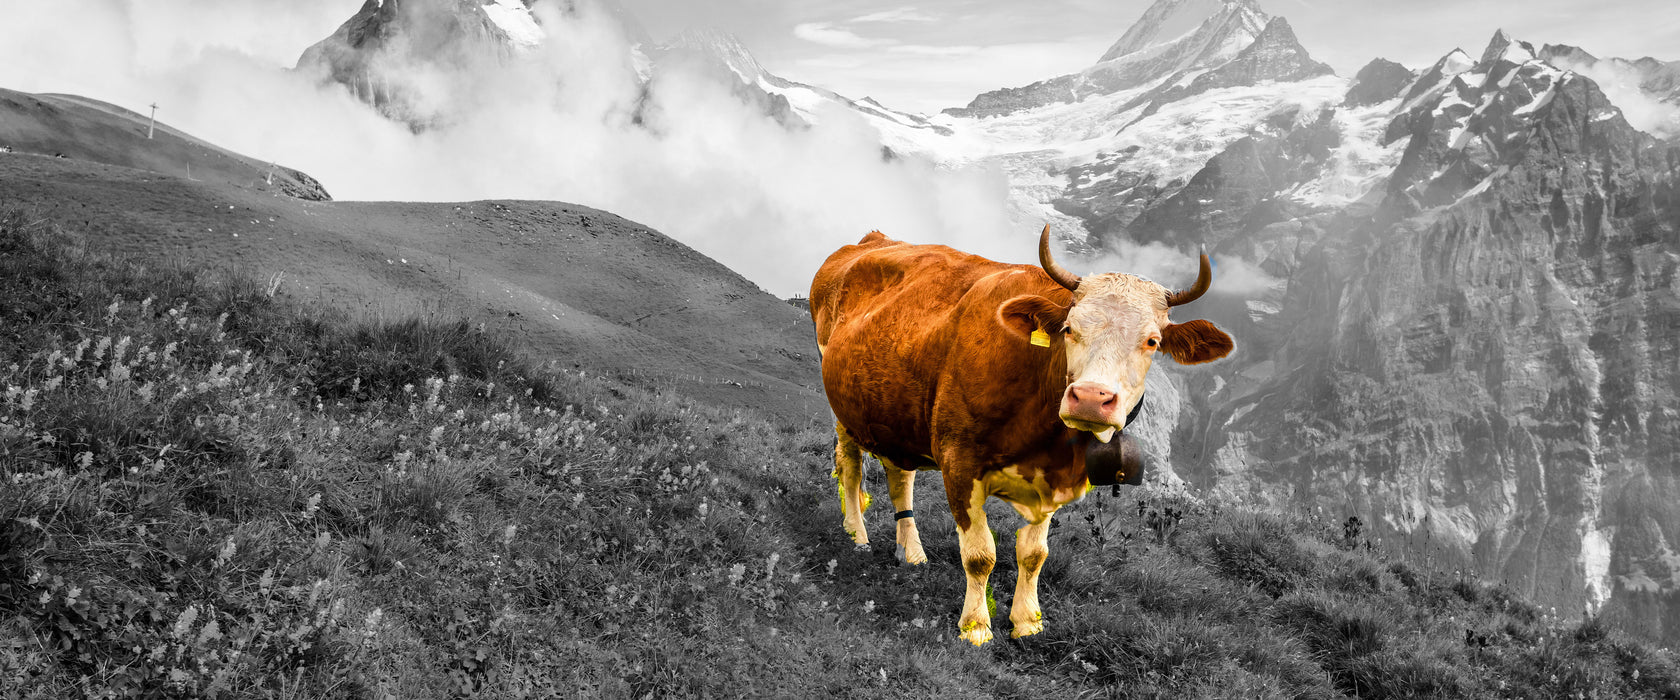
884;462;926;565
832;422;870;547
949;484;995;645
1009;513;1055;639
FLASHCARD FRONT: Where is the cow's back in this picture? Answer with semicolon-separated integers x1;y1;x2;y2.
810;232;1021;459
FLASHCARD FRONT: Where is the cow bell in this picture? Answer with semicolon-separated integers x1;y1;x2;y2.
1083;431;1148;487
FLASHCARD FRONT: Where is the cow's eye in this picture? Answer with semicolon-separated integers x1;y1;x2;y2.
1146;338;1159;348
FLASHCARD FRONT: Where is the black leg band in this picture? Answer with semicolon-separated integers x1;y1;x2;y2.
895;509;915;520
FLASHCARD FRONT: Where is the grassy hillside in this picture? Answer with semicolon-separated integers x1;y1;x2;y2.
2;212;1677;698
0;89;327;201
0;153;821;416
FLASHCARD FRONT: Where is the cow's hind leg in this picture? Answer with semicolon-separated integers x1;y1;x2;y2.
948;481;996;646
832;422;871;547
883;462;927;565
1008;510;1056;639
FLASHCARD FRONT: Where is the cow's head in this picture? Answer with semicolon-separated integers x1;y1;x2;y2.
999;226;1234;442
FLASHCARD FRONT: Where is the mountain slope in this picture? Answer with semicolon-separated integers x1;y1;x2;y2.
1171;30;1680;645
0;88;328;201
0;139;820;415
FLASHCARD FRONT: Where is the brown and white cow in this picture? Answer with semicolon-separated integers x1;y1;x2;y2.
809;226;1233;646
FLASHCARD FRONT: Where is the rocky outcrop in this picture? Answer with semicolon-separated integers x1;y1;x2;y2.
1344;58;1413;107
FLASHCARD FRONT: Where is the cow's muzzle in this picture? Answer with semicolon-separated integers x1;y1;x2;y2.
1060;381;1125;442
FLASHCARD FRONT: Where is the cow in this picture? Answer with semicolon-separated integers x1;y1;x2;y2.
809;226;1233;646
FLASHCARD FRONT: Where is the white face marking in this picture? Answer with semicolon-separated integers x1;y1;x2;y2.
1058;273;1168;435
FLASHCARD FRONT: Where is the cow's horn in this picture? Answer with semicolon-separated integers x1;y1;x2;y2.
1167;247;1213;307
1038;225;1081;291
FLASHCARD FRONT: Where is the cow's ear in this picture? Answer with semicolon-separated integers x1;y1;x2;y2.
997;295;1070;342
1161;319;1234;364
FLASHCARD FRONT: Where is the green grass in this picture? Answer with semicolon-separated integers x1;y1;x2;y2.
1;209;1677;698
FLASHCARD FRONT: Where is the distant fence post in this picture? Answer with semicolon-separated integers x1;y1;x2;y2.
148;103;158;139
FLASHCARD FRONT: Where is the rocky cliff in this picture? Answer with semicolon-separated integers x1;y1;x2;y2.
1141;31;1680;644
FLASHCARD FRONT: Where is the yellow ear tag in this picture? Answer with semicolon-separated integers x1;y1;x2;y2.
1030;329;1051;347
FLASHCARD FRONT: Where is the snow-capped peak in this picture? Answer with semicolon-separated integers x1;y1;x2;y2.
1479;29;1537;68
1099;0;1266;63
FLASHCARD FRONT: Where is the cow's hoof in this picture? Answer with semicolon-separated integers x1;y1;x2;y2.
1010;619;1045;639
959;623;993;647
895;544;928;565
853;542;871;552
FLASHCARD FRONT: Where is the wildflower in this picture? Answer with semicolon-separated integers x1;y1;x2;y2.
696;502;709;520
766;552;780;579
502;524;518;547
863;600;876;614
363;608;384;641
214;538;237;569
727;563;747;586
172;605;200;640
302;493;322;518
826;559;837;576
196;619;223;645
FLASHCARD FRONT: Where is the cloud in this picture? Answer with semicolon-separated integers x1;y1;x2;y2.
851;7;938;24
792;22;890;49
0;0;1028;298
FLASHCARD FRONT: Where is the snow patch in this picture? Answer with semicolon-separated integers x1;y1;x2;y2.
1513;79;1558;116
1442;49;1475;76
1289;97;1406;208
482;0;543;49
1077;76;1348;185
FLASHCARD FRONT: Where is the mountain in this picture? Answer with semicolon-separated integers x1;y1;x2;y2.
1137;30;1680;645
0;88;328;201
296;0;554;126
873;0;1347;252
946;0;1273;118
